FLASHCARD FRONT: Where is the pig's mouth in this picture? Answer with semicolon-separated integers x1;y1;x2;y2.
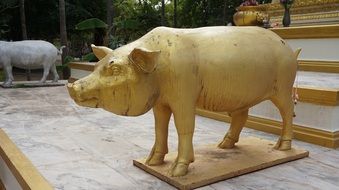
74;97;100;108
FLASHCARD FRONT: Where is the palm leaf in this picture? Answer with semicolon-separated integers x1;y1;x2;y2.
75;18;108;30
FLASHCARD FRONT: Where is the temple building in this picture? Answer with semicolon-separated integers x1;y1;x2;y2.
269;0;339;26
233;0;339;27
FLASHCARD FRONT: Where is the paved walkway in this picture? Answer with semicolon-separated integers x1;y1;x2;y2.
0;86;338;190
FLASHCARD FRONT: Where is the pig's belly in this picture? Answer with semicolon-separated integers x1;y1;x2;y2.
196;77;275;112
13;63;44;70
11;57;47;69
196;91;270;112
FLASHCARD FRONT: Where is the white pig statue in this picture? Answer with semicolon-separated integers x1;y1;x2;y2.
0;40;64;86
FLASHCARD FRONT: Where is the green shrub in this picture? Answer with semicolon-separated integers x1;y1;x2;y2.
56;56;74;72
82;53;98;62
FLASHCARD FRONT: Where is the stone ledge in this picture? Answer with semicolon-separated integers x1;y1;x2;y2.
298;60;339;73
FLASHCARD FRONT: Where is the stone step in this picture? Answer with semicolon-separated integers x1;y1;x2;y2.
295;71;339;106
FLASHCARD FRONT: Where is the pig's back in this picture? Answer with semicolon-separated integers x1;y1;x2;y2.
165;27;295;112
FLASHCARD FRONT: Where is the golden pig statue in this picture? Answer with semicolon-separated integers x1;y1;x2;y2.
67;26;301;177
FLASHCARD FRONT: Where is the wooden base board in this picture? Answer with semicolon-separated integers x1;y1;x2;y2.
133;137;309;190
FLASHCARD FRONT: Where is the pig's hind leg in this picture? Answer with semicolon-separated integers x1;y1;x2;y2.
50;63;59;82
40;58;55;83
40;61;52;83
270;93;294;150
218;109;248;149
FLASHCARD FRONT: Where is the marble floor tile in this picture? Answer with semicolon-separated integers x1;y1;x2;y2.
309;149;339;169
38;159;136;190
102;156;175;190
8;131;92;167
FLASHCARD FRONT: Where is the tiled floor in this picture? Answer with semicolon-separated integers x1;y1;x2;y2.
0;85;338;190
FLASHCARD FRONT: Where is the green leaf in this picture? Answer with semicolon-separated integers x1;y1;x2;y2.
75;18;108;30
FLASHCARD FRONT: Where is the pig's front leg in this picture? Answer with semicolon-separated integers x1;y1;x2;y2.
146;104;171;165
170;106;195;177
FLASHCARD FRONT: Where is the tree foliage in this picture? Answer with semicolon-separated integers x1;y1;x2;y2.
0;0;272;55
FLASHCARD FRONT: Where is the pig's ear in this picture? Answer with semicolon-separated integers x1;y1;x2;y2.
129;47;161;73
91;44;113;60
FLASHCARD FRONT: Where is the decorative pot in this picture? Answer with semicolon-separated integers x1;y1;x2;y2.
233;6;268;26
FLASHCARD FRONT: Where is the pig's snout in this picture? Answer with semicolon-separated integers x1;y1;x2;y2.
67;82;85;101
67;82;87;101
67;83;77;100
67;80;99;103
67;81;100;108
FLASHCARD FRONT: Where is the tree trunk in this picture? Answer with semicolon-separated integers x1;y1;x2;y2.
161;0;165;26
20;0;27;40
222;0;227;25
20;0;30;81
203;0;209;26
59;0;69;79
105;0;114;46
174;0;177;27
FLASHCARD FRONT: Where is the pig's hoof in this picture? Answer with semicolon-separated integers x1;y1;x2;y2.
145;152;165;166
218;137;236;149
3;83;11;87
170;162;189;177
145;147;165;166
52;76;59;82
274;138;291;151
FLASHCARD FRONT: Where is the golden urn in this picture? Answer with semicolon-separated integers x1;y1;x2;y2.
233;6;268;26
